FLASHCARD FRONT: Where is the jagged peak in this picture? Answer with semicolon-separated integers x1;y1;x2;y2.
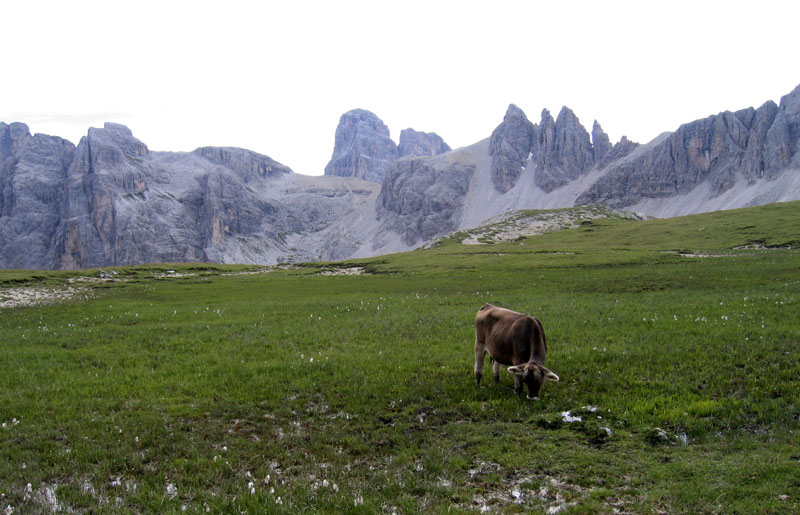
504;103;529;120
325;108;396;181
87;121;149;158
555;106;583;127
591;120;609;140
1;121;31;134
103;122;135;136
779;83;800;119
614;135;639;148
779;83;800;106
398;128;451;158
338;108;388;128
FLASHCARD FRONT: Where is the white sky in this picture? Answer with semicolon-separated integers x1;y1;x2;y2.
3;0;799;175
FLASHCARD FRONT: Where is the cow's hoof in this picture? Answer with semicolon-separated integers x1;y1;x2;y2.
526;396;540;401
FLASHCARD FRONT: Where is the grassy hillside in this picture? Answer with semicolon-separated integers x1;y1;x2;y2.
1;202;799;513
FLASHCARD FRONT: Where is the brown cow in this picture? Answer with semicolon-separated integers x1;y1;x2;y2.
474;303;559;399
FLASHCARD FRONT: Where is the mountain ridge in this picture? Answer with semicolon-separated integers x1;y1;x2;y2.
2;83;800;269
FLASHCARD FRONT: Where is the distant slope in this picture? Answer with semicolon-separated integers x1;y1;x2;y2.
376;84;800;249
425;205;645;247
443;200;800;254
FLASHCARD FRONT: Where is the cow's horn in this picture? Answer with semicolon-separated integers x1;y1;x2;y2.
545;371;560;382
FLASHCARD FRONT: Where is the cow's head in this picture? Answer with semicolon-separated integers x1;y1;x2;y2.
507;362;559;400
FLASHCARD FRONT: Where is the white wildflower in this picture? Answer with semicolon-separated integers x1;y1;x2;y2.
354;494;364;506
166;483;177;499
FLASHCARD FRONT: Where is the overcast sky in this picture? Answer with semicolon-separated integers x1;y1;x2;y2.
3;0;799;175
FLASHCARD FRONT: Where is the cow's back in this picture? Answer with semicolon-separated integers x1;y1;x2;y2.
476;305;540;366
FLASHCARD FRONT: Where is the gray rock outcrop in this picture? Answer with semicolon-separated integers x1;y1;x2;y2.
591;121;612;166
576;84;800;208
3;83;800;271
489;104;536;193
377;155;474;246
324;109;398;182
488;104;631;194
192;146;291;181
398;128;451;158
0;122;379;269
0;122;76;269
533;106;595;192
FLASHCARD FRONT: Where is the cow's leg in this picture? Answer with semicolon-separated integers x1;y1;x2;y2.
513;375;523;397
493;359;501;384
474;338;485;388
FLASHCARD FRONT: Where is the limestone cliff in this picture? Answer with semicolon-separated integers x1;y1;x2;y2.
323;109;398;182
398;128;451;158
0;122;378;269
3;83;800;270
576;84;800;208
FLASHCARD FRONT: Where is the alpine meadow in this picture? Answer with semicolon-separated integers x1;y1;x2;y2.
1;202;799;513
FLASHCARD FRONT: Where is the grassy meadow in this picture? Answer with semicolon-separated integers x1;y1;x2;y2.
1;201;799;513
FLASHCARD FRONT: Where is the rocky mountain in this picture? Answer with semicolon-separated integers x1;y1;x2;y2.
0;123;76;269
377;154;474;246
1;122;378;269
323;109;397;182
377;84;800;246
488;104;637;195
323;109;450;182
577;85;800;212
398;128;451;158
3;83;800;269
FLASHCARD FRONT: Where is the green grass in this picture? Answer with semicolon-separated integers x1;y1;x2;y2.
1;202;799;513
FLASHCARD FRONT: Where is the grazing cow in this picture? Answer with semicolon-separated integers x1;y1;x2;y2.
474;303;559;399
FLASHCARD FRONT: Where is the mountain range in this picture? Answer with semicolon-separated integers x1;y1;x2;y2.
2;83;799;269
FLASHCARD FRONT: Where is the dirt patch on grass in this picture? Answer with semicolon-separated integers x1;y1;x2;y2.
318;266;367;276
0;285;92;309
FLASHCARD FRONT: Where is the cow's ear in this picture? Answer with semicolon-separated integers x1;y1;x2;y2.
543;368;559;382
507;365;523;376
